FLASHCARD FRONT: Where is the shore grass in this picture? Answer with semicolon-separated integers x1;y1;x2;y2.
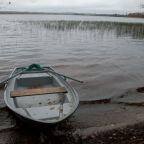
22;20;144;39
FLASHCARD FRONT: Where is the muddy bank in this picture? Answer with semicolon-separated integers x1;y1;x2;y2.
1;96;144;143
75;122;144;144
1;86;144;143
1;114;144;144
1;81;144;144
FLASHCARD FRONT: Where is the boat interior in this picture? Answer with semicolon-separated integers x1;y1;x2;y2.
7;73;75;122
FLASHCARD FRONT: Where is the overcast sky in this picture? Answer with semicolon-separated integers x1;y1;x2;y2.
0;0;143;14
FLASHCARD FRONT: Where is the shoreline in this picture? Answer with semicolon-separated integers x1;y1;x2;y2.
0;11;127;17
1;110;144;144
0;11;144;18
0;11;143;18
74;120;144;144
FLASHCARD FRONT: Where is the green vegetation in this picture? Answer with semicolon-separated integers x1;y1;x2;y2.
128;13;144;18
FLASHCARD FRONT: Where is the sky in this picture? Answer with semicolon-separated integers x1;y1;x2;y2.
0;0;143;14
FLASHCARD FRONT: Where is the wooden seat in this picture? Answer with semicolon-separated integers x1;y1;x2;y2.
10;87;67;97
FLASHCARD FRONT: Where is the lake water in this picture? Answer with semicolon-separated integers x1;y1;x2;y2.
0;14;144;143
0;14;144;100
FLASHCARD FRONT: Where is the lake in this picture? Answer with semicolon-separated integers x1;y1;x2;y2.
0;14;144;143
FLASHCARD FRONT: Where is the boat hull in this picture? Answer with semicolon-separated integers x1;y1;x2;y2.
4;66;79;125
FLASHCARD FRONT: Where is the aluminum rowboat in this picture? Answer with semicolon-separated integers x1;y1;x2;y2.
4;64;79;124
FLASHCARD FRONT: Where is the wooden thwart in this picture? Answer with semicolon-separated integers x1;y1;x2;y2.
10;87;67;97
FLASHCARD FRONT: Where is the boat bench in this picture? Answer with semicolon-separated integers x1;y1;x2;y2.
10;87;67;97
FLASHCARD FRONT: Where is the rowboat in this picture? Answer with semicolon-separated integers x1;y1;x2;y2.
4;64;80;124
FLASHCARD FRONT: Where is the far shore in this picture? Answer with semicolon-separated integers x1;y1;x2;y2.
0;11;126;17
0;11;144;18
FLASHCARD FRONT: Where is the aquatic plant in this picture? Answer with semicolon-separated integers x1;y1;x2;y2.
22;20;144;39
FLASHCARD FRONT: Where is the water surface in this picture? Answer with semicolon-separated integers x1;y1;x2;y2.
0;14;144;143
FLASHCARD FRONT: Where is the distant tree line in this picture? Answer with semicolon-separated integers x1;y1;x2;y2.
128;13;144;18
